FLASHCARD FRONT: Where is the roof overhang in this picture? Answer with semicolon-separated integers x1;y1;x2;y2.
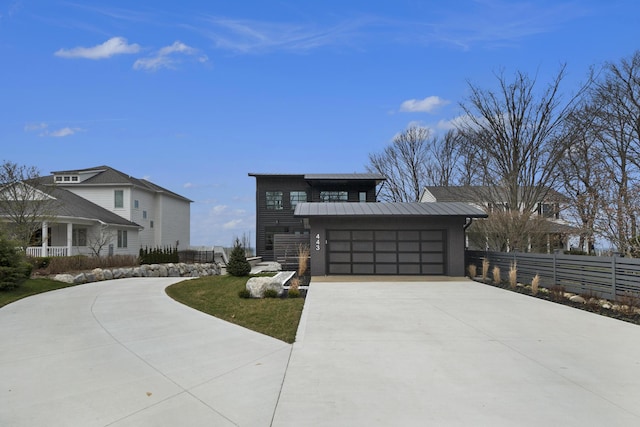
294;202;488;218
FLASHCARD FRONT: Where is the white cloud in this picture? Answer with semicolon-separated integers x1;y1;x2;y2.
55;36;141;59
49;127;81;137
24;122;48;132
400;96;450;113
133;41;208;71
223;219;243;230
25;123;82;137
183;182;193;188
212;205;228;214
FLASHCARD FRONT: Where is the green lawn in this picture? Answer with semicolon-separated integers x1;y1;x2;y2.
166;275;305;343
0;278;81;308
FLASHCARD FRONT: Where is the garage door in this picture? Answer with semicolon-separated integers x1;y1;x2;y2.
327;229;446;275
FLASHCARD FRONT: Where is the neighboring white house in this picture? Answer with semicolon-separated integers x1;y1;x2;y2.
3;166;192;257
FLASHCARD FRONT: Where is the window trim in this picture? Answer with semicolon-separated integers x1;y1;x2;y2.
290;191;308;210
114;190;124;209
266;191;284;210
117;230;128;248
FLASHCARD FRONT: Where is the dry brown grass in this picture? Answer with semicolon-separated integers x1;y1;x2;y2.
468;264;477;278
33;255;139;275
296;244;310;276
492;266;501;285
531;274;540;296
509;262;517;289
482;258;490;280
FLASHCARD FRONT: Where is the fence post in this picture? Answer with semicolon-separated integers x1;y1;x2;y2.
611;254;617;300
553;251;557;285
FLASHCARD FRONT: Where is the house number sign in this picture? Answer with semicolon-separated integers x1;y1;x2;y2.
315;234;321;251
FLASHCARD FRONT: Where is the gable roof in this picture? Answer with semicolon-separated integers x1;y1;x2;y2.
0;180;140;228
50;166;192;202
294;202;487;218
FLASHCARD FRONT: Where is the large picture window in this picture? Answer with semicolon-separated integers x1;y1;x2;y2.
114;190;124;208
320;191;348;202
290;191;307;209
266;191;283;210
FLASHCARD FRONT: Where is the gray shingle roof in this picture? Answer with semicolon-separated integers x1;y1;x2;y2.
294;202;488;218
50;166;192;202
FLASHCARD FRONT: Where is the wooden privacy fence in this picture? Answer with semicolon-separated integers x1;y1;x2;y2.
466;250;640;301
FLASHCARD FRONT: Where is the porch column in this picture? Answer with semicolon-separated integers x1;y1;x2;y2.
67;223;73;256
42;221;48;256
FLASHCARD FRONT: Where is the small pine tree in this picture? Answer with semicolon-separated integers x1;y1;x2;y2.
0;232;32;290
226;239;251;276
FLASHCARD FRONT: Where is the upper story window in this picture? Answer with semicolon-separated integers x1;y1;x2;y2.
266;191;283;210
143;210;147;219
134;200;139;209
320;191;348;202
359;191;367;203
290;191;308;209
114;190;124;208
538;203;559;219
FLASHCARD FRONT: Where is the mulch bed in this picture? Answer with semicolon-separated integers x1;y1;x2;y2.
474;278;640;326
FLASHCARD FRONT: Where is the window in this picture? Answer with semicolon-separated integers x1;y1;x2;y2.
63;176;70;181
72;228;87;246
150;220;154;228
266;191;283;210
134;200;139;209
290;191;307;209
538;203;559;219
55;176;62;182
143;210;147;219
359;191;367;202
320;191;348;202
114;190;124;208
117;230;128;248
71;176;78;182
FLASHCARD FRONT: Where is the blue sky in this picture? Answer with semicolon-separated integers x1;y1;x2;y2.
1;0;638;247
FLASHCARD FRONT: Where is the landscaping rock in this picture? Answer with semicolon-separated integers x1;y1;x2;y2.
246;277;283;298
92;268;104;281
53;274;74;284
569;295;586;304
103;269;113;280
73;273;87;284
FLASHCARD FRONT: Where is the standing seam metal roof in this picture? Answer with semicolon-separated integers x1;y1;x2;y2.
294;202;488;217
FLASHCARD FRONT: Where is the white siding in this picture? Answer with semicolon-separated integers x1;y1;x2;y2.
157;194;191;250
64;187;132;220
131;188;156;249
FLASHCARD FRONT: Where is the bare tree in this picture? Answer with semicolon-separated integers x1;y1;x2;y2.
367;126;432;202
589;51;640;255
556;105;604;253
427;129;463;187
0;161;59;250
457;66;589;251
87;223;115;257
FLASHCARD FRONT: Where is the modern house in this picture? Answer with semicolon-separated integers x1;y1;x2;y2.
250;173;487;276
1;166;192;257
420;185;577;252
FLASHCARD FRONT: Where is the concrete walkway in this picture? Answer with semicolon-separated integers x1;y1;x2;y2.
0;278;291;427
272;279;640;426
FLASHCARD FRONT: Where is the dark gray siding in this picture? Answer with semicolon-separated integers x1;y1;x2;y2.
252;175;381;260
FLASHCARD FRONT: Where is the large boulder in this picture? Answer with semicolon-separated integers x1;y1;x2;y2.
53;274;75;284
246;277;284;298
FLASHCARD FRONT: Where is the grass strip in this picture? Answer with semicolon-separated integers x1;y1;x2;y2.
166;275;305;343
0;278;81;308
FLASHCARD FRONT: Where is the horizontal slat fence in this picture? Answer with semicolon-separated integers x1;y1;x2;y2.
466;250;640;301
274;234;310;271
178;250;214;264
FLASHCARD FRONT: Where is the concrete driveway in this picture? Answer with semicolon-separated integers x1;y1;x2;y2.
0;278;291;427
272;279;640;426
3;277;640;426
